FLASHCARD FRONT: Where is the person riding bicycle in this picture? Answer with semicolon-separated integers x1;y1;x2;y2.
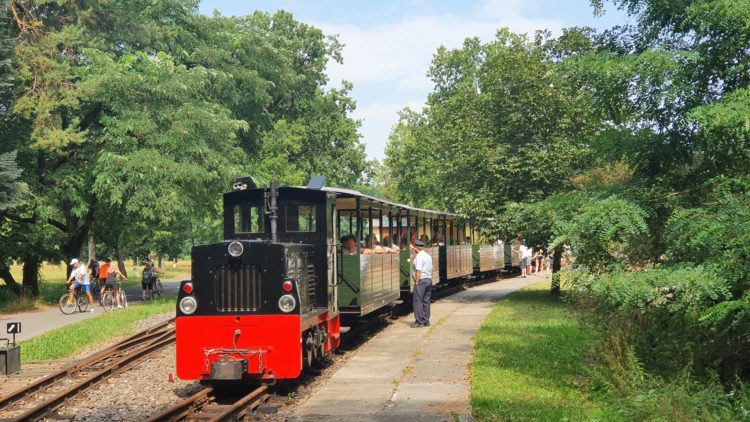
66;258;96;312
142;258;160;300
102;261;128;309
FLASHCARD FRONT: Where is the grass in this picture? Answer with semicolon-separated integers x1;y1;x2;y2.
19;295;176;362
471;281;612;421
0;260;190;313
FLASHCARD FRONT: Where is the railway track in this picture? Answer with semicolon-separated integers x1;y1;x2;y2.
147;273;520;421
0;318;176;421
146;385;270;421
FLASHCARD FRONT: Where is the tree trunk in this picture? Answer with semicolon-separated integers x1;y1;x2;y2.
0;262;21;297
551;249;562;296
87;234;96;261
62;230;88;278
116;248;128;278
157;255;162;269
21;257;40;298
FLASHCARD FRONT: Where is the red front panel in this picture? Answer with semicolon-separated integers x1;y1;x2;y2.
176;315;301;380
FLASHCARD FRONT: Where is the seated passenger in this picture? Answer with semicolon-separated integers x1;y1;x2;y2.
366;233;385;254
341;234;357;255
381;236;398;253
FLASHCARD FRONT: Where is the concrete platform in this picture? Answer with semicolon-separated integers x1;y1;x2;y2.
290;275;541;421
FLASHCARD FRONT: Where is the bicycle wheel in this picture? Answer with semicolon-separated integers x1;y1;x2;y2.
119;289;128;308
59;293;77;315
102;292;116;312
77;295;89;313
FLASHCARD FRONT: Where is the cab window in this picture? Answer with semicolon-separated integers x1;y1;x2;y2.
286;205;317;232
234;204;265;234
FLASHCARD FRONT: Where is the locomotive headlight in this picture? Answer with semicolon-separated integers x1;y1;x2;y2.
278;295;296;313
228;241;244;257
179;297;198;315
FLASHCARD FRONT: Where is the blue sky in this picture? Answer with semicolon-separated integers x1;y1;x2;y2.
199;1;631;160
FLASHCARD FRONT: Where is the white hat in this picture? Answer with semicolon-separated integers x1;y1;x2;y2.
70;258;80;265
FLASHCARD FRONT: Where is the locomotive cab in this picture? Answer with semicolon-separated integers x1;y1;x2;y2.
175;182;340;382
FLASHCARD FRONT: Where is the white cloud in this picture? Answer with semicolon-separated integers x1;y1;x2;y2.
315;0;566;160
351;100;425;158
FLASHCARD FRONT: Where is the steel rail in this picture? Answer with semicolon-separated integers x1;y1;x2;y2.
146;385;268;422
10;331;176;421
0;318;175;411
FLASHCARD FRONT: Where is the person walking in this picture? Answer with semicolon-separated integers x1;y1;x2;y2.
66;258;96;312
412;239;433;328
141;258;160;300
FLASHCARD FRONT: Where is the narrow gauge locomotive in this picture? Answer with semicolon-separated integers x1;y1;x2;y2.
175;177;519;383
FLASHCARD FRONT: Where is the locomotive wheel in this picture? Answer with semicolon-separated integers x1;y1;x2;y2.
304;333;315;369
312;329;321;361
316;328;327;363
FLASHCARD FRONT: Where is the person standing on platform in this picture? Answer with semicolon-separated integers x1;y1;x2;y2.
412;239;433;328
519;242;530;278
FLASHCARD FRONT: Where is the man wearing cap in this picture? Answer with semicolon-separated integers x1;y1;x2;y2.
412;240;433;327
66;258;96;312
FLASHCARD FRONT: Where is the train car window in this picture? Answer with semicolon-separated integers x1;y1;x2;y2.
286;205;317;232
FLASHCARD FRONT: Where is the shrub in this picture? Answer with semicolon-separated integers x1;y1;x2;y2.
564;267;731;377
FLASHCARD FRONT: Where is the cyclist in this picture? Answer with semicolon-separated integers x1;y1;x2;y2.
142;258;160;300
66;258;95;312
98;258;110;292
103;261;128;309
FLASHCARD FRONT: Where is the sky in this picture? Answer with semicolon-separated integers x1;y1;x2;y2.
199;0;631;161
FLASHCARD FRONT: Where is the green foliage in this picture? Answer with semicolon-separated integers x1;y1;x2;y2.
0;1;370;296
665;178;750;292
0;151;26;212
384;29;598;220
554;195;649;270
563;266;740;381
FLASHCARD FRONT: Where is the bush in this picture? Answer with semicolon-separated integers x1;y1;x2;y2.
564;267;731;377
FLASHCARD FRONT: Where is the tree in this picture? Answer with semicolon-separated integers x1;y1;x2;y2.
2;1;370;297
384;29;600;220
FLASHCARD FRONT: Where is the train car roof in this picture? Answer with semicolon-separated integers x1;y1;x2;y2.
225;182;457;219
320;186;456;218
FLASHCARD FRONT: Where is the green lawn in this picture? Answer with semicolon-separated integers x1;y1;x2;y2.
471;281;613;421
19;296;176;362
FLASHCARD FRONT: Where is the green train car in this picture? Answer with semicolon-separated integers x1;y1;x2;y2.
328;187;515;316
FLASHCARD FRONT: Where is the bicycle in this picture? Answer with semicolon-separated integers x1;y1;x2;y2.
151;277;163;299
59;286;90;315
102;287;128;312
101;278;129;312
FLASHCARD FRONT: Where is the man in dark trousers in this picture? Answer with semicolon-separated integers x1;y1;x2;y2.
412;239;433;327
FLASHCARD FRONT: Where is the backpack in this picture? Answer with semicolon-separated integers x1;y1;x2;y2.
142;270;154;284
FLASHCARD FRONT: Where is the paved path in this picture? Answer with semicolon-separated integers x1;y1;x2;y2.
0;278;187;343
290;275;543;422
